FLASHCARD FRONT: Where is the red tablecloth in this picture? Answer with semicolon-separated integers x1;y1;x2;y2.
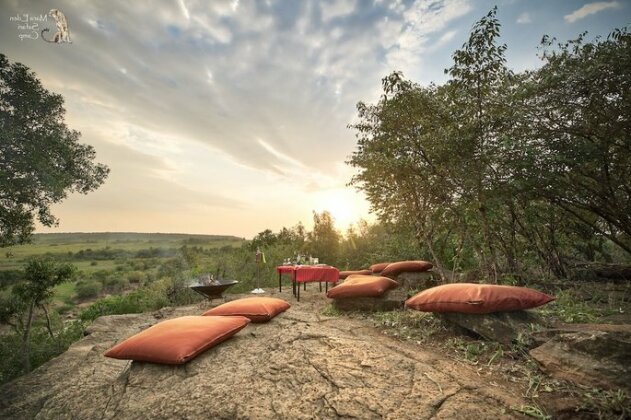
276;265;339;283
276;265;296;275
295;266;339;283
276;265;339;301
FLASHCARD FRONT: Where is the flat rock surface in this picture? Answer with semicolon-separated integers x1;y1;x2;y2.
438;310;544;346
529;323;631;392
0;287;530;419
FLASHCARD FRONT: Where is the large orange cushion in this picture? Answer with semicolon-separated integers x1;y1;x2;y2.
370;262;391;273
339;269;372;279
104;316;250;364
202;297;290;323
405;283;555;314
381;260;433;278
327;275;399;299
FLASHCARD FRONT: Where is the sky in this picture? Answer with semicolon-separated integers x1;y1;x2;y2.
1;0;629;238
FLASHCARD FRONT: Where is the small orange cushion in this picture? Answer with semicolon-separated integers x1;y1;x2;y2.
104;316;250;364
327;275;399;299
202;297;290;323
381;260;433;278
339;269;372;279
405;283;555;314
370;262;391;273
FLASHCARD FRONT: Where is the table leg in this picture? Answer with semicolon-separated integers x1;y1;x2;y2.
303;282;306;291
279;273;282;292
319;282;322;292
325;281;328;292
297;282;300;302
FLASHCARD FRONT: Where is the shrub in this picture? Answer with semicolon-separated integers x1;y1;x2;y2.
0;319;85;385
75;281;102;300
101;276;128;294
79;285;168;322
127;271;146;284
90;269;111;282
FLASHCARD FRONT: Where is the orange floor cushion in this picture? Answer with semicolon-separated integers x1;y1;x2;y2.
104;315;250;364
369;262;391;273
202;297;290;322
327;275;399;299
405;283;555;314
381;260;433;278
339;269;372;279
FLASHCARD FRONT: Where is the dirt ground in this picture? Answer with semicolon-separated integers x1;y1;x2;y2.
0;284;602;419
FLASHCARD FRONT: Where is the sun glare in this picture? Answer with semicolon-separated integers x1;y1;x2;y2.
312;188;369;231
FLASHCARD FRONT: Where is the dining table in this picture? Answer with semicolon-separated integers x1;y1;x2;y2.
276;265;340;301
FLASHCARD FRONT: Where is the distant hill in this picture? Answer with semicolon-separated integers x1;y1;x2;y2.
30;232;245;244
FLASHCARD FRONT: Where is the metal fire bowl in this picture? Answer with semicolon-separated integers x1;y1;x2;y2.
189;280;239;300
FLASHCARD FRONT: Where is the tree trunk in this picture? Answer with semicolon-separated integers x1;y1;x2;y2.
478;205;499;283
40;304;55;339
22;299;35;373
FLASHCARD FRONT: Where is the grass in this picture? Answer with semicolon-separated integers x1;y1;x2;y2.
1;232;246;309
537;286;628;324
52;282;76;305
1;232;245;270
370;309;447;343
511;404;552;420
580;388;630;418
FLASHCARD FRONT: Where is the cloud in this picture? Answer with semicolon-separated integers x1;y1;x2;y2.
564;1;620;23
516;12;531;24
0;0;480;235
320;0;356;22
437;29;457;45
383;0;471;77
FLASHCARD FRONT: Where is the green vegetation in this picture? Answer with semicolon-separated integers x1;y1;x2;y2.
0;258;76;374
0;233;244;384
348;9;631;282
0;13;629;418
0;54;109;247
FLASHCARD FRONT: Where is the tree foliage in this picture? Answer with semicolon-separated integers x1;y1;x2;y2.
1;257;76;372
306;211;341;265
348;9;631;282
0;53;110;247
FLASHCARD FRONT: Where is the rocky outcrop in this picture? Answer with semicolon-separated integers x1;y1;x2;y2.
395;271;438;291
437;310;544;346
0;288;532;419
332;288;408;312
529;323;631;391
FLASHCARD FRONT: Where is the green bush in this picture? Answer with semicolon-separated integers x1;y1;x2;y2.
90;269;111;282
0;319;85;385
126;271;146;284
79;285;168;322
56;303;74;314
101;276;128;294
75;281;102;300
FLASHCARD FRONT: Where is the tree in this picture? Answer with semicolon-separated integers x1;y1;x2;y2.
514;29;631;254
0;53;109;247
7;257;76;372
250;229;278;250
349;8;512;280
306;211;341;265
349;8;631;282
